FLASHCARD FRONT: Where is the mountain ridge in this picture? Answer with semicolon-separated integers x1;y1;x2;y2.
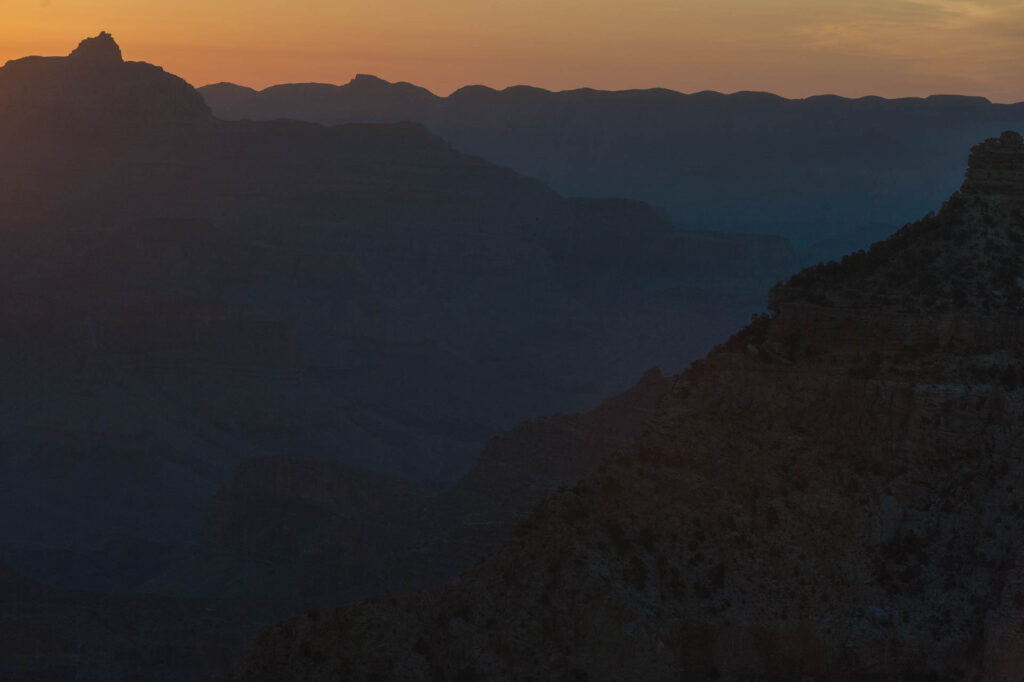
203;74;1017;106
200;76;1024;248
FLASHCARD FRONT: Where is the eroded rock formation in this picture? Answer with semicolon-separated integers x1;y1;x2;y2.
962;130;1024;202
68;31;123;64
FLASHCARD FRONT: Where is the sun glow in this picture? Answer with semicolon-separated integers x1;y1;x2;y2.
1;0;1021;101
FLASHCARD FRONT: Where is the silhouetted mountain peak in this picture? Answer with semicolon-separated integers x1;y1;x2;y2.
202;81;258;94
0;34;211;135
925;93;992;106
68;31;122;64
344;74;405;94
349;73;387;86
341;74;438;103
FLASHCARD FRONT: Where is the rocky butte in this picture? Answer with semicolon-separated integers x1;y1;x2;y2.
0;31;209;136
235;132;1024;681
67;31;123;63
962;130;1024;203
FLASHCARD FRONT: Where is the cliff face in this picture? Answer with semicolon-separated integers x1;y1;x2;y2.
235;133;1024;681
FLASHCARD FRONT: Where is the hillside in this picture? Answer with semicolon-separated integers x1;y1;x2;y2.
235;133;1024;681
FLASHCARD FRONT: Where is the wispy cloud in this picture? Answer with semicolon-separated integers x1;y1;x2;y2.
780;0;1024;100
793;0;1024;54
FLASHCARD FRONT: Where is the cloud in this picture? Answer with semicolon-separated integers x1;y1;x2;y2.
792;0;1024;55
778;0;1024;101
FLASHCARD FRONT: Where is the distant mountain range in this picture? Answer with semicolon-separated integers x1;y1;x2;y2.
0;33;795;608
201;77;1024;250
234;132;1024;681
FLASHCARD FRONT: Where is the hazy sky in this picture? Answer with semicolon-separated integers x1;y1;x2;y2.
2;0;1022;101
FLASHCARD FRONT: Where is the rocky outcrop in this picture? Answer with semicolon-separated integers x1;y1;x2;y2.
962;130;1024;202
234;134;1024;680
0;33;210;137
68;31;123;64
770;136;1024;316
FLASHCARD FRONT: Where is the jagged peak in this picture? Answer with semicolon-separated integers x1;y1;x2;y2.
68;31;122;64
0;34;212;133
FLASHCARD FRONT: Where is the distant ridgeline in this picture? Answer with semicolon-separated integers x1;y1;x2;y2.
200;78;1024;248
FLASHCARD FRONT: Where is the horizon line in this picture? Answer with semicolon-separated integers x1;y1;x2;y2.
196;76;1024;107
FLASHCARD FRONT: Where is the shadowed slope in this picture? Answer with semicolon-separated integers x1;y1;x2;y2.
234;135;1024;681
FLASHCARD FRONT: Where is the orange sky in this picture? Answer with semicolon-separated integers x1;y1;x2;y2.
2;1;1022;101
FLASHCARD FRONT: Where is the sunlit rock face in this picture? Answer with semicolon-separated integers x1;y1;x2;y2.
234;134;1024;681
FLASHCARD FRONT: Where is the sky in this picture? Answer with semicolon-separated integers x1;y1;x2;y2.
1;0;1022;102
